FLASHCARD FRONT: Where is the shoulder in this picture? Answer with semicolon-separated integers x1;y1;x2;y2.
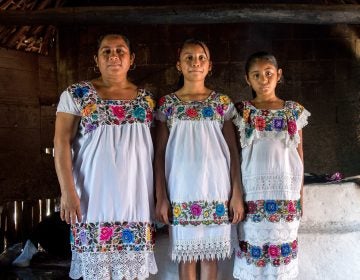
285;100;305;112
157;93;176;107
234;100;252;112
65;81;92;99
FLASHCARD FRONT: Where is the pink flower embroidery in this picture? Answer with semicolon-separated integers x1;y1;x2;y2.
284;256;292;265
255;116;266;131
291;240;298;251
186;108;198;118
287;120;297;136
216;105;224;116
158;96;166;106
190;203;202;216
100;226;114;242
287;201;296;213
247;201;257;214
268;245;280;258
256;260;266;267
111;106;126;120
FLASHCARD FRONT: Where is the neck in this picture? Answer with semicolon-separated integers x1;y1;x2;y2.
180;81;208;95
100;74;129;88
254;92;278;103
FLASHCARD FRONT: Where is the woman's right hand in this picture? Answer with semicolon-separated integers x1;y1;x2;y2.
60;189;82;224
155;197;171;225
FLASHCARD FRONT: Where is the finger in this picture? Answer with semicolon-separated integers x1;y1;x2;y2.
60;209;65;221
163;213;170;225
76;208;82;223
232;213;239;224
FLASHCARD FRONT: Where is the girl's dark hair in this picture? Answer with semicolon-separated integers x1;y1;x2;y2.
96;33;133;54
175;38;210;90
245;51;279;98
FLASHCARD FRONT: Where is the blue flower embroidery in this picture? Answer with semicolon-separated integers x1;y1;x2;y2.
132;107;146;121
252;214;262;222
74;86;89;98
264;200;278;214
122;229;134;244
70;231;74;244
273;118;284;131
165;107;173;117
281;243;291;257
245;127;253;138
85;123;97;133
215;204;225;217
250;246;262;259
79;230;87;245
202;106;214;118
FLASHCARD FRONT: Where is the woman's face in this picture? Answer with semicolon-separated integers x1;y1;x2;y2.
176;43;212;82
246;59;282;97
95;35;134;77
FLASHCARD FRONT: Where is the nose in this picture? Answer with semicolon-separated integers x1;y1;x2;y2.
109;50;119;61
192;57;200;67
260;75;268;84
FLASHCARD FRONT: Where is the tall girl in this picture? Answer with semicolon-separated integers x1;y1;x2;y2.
233;52;310;279
155;39;245;280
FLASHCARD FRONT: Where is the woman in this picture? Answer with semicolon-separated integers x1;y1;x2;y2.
54;34;157;280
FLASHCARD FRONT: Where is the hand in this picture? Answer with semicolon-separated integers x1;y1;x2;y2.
60;189;82;225
155;197;171;225
229;195;245;224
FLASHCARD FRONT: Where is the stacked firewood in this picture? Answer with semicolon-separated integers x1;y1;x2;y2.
0;0;64;55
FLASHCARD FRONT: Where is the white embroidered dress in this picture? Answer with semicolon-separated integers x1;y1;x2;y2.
233;101;310;280
157;92;237;262
57;81;157;280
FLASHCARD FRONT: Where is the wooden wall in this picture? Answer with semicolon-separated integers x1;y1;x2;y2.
0;48;59;204
58;23;360;176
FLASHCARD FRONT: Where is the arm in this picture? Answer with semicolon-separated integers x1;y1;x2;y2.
54;112;81;224
297;129;304;216
154;120;171;225
222;120;245;224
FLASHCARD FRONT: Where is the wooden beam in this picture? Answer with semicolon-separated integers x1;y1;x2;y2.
0;4;360;25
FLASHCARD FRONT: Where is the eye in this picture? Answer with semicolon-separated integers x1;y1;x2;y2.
266;71;273;77
253;74;259;79
102;49;111;55
116;48;125;54
199;55;207;61
185;55;193;61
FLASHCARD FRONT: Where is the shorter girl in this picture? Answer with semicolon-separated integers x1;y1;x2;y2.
155;39;245;280
233;52;310;280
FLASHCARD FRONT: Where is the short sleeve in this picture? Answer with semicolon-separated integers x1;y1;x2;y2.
155;95;169;122
219;95;238;121
293;102;311;130
56;89;82;116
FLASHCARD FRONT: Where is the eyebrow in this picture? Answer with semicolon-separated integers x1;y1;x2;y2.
100;45;127;49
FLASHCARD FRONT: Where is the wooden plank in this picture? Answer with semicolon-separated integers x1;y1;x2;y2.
0;4;360;25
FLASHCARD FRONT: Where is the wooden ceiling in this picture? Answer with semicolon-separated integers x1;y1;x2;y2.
0;0;359;55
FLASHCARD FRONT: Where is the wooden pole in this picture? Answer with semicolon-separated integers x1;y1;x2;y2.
0;4;360;25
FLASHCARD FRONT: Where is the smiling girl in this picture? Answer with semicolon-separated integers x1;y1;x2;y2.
155;39;245;280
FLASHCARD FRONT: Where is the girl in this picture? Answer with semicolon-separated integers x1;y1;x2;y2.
54;34;157;279
233;52;310;279
155;39;245;280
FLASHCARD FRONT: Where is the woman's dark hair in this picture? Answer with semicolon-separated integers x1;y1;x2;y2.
175;38;210;90
245;51;279;98
96;33;133;54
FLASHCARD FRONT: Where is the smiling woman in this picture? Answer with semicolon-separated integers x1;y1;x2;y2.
53;33;158;280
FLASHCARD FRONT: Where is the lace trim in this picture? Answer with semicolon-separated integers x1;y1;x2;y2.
233;256;298;280
171;237;233;262
238;225;299;244
69;251;157;280
242;174;302;200
297;108;311;130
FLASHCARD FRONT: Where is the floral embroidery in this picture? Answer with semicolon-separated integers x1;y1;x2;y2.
245;200;301;223
171;200;229;226
70;221;155;253
236;101;305;140
237;240;298;267
68;82;154;135
157;92;235;128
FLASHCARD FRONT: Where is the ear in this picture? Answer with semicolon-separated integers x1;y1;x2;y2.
245;75;251;86
130;53;135;65
94;55;98;66
208;60;213;72
176;61;181;72
277;68;283;82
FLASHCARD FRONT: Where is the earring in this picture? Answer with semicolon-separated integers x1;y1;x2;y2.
93;65;100;74
129;63;136;71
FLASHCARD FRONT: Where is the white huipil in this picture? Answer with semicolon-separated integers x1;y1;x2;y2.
157;92;238;262
233;101;310;280
57;81;157;280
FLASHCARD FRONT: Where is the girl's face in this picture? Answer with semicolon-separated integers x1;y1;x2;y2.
94;35;134;76
176;43;212;82
245;59;282;98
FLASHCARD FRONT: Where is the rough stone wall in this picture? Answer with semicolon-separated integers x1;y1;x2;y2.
58;23;359;176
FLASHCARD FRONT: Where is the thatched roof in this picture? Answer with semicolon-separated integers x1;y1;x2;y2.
0;0;359;55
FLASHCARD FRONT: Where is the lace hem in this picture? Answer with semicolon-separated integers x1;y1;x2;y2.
233;254;298;280
69;251;157;280
171;238;233;262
